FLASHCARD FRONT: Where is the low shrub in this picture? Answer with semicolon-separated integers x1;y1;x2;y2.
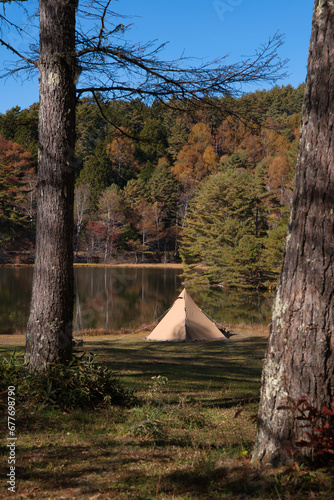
130;418;165;438
0;351;137;410
278;397;334;461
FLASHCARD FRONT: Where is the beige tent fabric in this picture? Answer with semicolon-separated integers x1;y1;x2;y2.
145;289;227;341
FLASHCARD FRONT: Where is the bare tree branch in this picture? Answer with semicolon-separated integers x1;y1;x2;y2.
0;1;288;108
0;1;38;79
0;37;37;67
76;28;287;103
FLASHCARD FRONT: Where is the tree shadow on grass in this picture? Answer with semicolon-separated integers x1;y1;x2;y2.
79;337;267;377
76;337;267;405
159;462;334;499
8;405;334;500
160;463;273;498
14;443;333;499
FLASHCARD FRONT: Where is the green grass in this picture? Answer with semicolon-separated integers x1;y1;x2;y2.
1;331;333;499
81;331;265;399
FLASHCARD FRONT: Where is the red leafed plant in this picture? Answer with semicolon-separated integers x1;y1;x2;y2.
278;397;334;458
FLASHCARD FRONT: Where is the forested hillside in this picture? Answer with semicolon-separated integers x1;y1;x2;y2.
0;84;304;287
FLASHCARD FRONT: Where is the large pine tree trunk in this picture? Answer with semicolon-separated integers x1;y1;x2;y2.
25;0;77;371
252;0;334;465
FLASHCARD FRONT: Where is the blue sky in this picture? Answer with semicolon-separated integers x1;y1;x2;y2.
0;0;314;114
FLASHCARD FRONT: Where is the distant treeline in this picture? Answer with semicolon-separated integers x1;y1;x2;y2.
0;84;305;287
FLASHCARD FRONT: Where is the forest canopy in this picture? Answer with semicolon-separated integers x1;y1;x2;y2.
0;83;304;288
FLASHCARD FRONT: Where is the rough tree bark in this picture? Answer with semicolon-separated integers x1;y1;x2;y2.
253;0;334;464
25;0;77;370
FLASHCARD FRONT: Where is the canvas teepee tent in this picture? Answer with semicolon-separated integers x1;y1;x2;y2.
145;289;227;341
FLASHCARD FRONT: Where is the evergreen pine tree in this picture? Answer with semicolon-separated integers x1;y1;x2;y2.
181;167;273;288
77;142;115;208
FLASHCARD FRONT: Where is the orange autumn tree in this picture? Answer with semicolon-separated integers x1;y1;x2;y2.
263;117;299;205
172;122;217;192
106;128;138;186
0;134;36;247
216;116;263;167
216;116;245;156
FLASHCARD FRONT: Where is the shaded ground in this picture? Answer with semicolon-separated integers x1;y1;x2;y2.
1;329;333;499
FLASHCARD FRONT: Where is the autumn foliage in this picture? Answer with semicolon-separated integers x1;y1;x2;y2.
1;84;304;284
278;397;334;461
0;134;36;260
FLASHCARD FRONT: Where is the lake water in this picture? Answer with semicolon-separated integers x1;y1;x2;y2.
0;266;273;334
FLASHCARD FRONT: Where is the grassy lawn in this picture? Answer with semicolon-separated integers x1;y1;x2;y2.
1;328;333;499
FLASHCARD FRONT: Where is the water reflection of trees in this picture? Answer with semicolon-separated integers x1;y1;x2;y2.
73;270;273;331
0;267;272;333
0;267;33;333
187;285;273;326
73;267;182;331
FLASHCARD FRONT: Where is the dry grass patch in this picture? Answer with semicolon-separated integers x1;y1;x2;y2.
226;323;270;338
